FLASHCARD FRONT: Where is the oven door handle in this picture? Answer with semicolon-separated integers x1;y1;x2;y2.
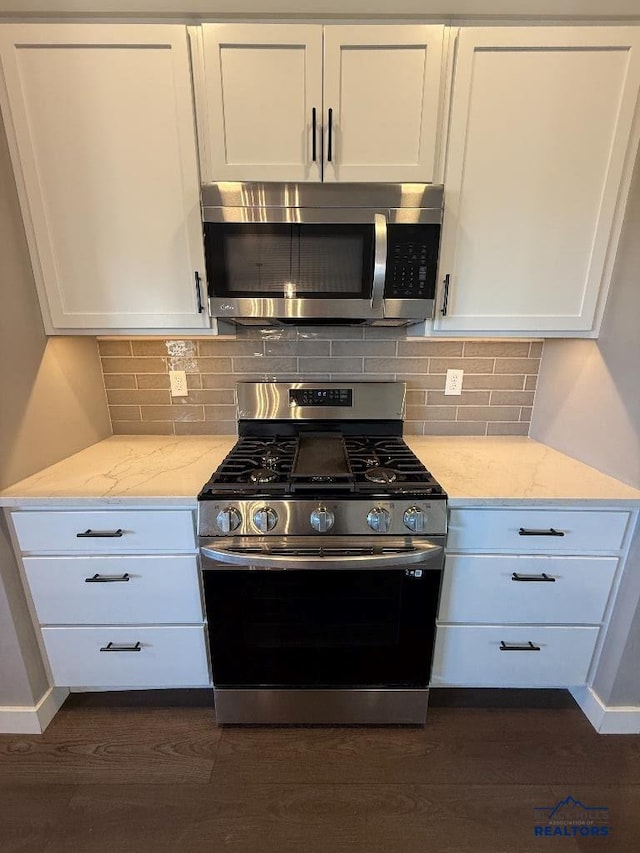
371;212;387;316
200;541;442;571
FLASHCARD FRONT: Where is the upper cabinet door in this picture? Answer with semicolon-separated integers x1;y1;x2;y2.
0;24;209;331
322;25;445;183
435;27;640;335
200;24;323;182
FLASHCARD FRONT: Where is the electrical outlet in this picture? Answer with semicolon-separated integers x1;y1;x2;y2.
444;369;464;396
169;370;188;397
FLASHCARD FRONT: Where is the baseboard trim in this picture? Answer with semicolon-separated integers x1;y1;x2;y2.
0;687;68;734
570;686;640;734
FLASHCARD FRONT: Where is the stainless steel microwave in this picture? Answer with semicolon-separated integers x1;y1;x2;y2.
201;182;443;327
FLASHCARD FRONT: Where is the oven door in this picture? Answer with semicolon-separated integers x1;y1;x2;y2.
200;537;444;691
204;211;387;322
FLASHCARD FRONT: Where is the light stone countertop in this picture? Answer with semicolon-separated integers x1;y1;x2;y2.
1;434;639;509
0;436;237;508
404;437;640;507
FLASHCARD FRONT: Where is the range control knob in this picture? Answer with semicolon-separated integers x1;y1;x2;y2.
403;506;426;534
252;506;278;533
216;507;242;534
310;506;335;533
367;507;391;533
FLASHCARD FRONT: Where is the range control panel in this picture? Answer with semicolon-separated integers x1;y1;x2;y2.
290;388;353;407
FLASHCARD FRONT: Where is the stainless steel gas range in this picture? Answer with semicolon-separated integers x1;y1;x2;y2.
197;382;447;725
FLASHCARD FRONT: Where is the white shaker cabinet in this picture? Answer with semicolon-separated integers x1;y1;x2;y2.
198;24;323;182
0;25;210;332
8;505;211;691
322;26;445;183
435;27;640;335
197;24;445;183
432;507;633;688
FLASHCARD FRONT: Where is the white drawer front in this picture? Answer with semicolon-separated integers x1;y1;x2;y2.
41;626;210;688
12;509;195;553
24;555;203;625
439;555;617;625
448;509;629;553
431;625;599;687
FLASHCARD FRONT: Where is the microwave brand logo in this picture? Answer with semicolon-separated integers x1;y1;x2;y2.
219;304;235;312
533;795;610;838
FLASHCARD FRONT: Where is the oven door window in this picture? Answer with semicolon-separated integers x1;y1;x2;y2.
204;223;374;299
204;568;440;689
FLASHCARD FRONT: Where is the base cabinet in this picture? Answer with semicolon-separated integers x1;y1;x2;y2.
8;506;211;691
433;507;628;688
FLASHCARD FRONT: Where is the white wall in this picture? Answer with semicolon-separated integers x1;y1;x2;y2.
530;154;640;489
531;154;640;708
0;1;639;19
0;112;111;710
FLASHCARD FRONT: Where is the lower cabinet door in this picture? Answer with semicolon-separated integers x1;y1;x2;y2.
41;626;211;688
431;625;599;687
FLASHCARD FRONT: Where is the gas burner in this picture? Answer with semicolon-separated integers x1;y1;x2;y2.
250;468;280;484
364;467;398;484
261;449;282;469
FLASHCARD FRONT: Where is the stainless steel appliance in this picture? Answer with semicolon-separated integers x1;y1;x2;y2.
197;382;447;725
202;183;443;327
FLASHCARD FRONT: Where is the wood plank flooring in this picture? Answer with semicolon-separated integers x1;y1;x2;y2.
0;689;638;852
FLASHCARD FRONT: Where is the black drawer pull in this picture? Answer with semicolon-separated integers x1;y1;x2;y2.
77;529;123;538
99;642;142;653
500;641;541;652
511;572;556;583
518;527;565;537
85;573;130;583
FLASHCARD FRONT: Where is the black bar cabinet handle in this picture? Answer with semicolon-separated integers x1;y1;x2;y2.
441;274;450;316
99;642;142;653
518;527;565;537
500;641;541;652
85;573;130;583
76;529;123;538
195;271;204;313
311;107;317;162
327;107;333;162
511;572;556;583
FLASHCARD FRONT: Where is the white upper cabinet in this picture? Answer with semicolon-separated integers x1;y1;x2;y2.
435;27;640;335
322;26;444;183
0;25;210;331
199;25;323;182
197;24;445;183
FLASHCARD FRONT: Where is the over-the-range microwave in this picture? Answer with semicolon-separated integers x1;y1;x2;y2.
201;182;443;327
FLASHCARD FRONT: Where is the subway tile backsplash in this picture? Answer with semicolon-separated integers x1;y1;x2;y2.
99;328;542;436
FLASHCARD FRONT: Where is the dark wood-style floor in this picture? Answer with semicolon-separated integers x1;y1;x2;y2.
0;689;638;852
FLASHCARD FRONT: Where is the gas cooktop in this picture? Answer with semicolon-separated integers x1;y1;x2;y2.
198;433;446;498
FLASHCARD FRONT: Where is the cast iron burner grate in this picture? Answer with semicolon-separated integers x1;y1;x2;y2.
199;434;445;498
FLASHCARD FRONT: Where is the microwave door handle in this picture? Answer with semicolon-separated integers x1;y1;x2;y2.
371;213;387;315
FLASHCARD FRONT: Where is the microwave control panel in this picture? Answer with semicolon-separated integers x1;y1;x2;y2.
385;224;440;299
